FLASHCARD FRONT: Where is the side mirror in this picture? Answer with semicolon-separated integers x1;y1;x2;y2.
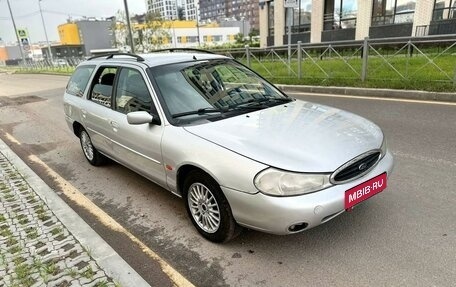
127;111;154;125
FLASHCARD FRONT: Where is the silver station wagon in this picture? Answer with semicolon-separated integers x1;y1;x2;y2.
63;50;394;243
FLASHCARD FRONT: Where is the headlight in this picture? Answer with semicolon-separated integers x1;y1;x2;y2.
254;168;332;196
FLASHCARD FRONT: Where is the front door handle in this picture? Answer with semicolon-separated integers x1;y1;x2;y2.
109;121;119;129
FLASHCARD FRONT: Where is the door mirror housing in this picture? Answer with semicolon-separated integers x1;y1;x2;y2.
127;111;154;125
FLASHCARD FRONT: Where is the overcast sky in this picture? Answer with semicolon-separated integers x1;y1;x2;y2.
0;0;146;44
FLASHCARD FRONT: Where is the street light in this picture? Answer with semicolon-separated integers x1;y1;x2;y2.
195;1;201;46
171;20;177;48
5;0;25;63
38;0;53;62
123;0;135;53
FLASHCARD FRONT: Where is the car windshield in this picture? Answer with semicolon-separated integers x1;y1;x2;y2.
149;59;292;124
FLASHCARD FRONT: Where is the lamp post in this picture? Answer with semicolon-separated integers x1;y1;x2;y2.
6;0;25;63
123;0;135;53
241;17;245;36
195;1;201;46
38;0;53;62
171;19;177;48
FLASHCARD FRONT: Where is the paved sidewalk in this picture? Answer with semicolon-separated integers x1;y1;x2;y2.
0;140;149;287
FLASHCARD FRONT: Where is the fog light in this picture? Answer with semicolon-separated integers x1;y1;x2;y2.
288;222;308;233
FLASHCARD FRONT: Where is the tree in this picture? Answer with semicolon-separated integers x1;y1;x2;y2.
113;10;130;52
235;33;246;45
248;28;259;44
113;10;172;53
141;11;172;51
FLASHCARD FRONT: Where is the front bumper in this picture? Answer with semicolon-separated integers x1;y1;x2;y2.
222;150;394;235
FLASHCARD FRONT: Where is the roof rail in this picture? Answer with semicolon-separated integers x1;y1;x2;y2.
88;53;145;62
150;48;216;55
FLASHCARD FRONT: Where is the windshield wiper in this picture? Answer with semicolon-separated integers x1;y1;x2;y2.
172;108;223;118
227;97;294;111
255;97;294;104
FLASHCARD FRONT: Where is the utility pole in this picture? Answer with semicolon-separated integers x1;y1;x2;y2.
6;0;25;63
38;0;53;62
123;0;135;53
195;2;201;46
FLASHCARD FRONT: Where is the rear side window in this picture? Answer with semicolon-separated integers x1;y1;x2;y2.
89;67;118;108
66;65;95;97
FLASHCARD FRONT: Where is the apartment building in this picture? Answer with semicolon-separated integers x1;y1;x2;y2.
259;0;456;47
199;0;259;30
146;0;178;20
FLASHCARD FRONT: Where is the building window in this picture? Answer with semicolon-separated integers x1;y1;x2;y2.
177;36;182;43
433;0;456;20
324;0;357;30
268;1;275;36
187;36;198;42
213;35;223;41
372;0;416;26
285;0;312;34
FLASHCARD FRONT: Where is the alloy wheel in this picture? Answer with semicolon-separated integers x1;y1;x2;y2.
80;131;94;161
188;183;221;233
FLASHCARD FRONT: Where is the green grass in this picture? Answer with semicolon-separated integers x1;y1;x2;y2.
8;245;22;254
50;227;63;236
42;260;59;276
65;267;78;278
16;66;74;75
81;265;95;279
240;52;456;92
94;280;110;287
0;226;13;237
6;236;18;247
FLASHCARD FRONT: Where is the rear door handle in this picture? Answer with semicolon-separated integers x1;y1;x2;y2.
81;109;87;118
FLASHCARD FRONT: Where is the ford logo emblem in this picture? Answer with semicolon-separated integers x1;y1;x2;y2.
358;163;368;171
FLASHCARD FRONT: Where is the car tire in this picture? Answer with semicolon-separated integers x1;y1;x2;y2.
183;170;241;243
79;129;106;166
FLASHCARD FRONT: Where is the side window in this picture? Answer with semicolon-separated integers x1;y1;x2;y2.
89;67;118;108
114;68;152;114
66;65;95;97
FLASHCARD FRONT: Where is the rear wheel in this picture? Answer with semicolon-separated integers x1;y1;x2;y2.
183;171;241;243
79;129;106;166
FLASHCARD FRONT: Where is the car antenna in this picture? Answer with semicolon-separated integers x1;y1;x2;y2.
193;55;197;60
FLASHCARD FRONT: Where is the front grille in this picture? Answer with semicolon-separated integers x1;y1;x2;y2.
332;151;381;183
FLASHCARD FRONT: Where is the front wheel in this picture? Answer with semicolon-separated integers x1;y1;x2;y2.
183;171;241;243
79;129;107;166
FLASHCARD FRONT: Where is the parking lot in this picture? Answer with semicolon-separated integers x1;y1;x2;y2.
0;73;455;286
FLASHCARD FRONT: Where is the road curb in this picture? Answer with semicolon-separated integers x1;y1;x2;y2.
0;138;150;287
277;85;456;103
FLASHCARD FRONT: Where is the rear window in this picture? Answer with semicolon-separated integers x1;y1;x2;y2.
66;65;95;97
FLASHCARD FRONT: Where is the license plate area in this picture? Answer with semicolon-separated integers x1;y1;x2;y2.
345;173;387;210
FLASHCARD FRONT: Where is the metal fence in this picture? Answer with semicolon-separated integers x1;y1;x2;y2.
213;35;456;87
14;58;85;73
9;35;456;88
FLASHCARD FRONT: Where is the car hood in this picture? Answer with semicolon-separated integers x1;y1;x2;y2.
183;100;383;172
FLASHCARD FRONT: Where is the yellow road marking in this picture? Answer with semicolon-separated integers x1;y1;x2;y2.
5;132;21;145
26;153;195;287
290;92;456;106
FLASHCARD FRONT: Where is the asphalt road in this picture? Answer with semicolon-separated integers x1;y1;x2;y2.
1;73;455;287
